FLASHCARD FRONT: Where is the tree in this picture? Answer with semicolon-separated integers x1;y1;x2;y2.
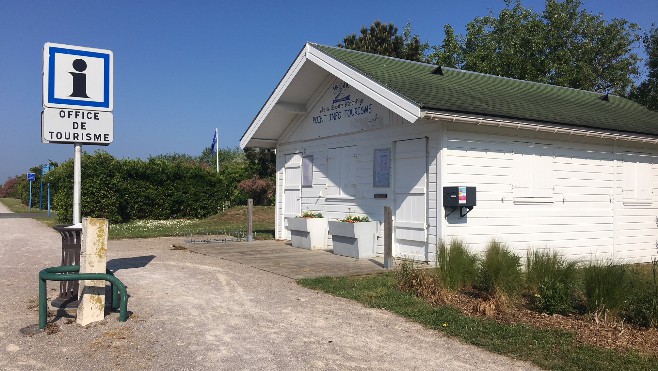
630;27;658;110
243;148;275;179
429;25;463;68
541;0;640;93
438;0;641;94
197;146;245;171
339;20;429;62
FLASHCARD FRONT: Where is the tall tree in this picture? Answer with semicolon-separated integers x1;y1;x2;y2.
438;0;640;94
630;27;658;110
541;0;640;93
429;25;463;68
339;20;429;62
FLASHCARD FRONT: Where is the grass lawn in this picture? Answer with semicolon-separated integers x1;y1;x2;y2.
0;198;274;240
108;205;275;239
0;197;58;226
298;273;658;371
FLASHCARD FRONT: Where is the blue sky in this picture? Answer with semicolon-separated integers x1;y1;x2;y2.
1;0;656;182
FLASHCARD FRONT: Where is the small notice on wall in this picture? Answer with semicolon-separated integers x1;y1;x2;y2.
458;186;467;204
373;148;391;187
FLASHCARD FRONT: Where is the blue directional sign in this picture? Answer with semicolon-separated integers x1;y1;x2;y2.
43;43;113;111
27;173;36;181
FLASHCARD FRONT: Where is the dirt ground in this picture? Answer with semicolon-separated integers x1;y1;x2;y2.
443;290;658;356
0;203;539;371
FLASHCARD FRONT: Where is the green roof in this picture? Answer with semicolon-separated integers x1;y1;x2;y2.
313;44;658;137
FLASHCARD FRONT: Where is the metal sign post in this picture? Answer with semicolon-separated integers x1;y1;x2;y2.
27;173;36;209
42;43;114;225
73;144;82;224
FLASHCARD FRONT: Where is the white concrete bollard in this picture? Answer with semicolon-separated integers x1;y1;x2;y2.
76;217;108;326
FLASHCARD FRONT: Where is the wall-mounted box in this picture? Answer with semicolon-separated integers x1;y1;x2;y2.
443;186;477;207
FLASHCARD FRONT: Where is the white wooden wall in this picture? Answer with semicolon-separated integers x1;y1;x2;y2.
276;118;440;260
441;124;658;263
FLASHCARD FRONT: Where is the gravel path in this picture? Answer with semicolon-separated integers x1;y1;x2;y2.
0;203;539;370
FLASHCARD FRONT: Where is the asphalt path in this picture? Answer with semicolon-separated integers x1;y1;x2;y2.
0;202;539;370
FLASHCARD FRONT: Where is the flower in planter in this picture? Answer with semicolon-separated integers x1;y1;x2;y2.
339;215;370;223
301;211;323;218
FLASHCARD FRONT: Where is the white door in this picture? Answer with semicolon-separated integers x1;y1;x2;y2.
394;138;428;259
283;153;302;240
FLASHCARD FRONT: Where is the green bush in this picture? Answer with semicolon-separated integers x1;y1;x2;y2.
479;239;522;297
437;239;479;290
526;249;580;315
46;150;250;224
582;259;629;316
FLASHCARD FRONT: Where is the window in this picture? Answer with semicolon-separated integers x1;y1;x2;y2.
513;141;554;204
622;154;652;205
327;146;357;198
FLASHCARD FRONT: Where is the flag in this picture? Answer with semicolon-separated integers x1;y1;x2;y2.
210;130;217;155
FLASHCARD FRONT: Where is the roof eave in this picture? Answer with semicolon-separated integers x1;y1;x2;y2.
423;110;658;145
240;44;310;149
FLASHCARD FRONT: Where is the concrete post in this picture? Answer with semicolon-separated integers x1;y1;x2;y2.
77;217;108;326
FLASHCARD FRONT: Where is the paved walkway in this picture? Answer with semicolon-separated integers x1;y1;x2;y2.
184;240;387;279
0;202;539;370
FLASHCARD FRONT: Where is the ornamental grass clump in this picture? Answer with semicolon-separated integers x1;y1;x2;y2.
437;239;479;291
582;259;629;320
525;249;580;315
478;239;522;298
620;260;658;328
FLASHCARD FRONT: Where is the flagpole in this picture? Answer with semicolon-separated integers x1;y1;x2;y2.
215;128;219;173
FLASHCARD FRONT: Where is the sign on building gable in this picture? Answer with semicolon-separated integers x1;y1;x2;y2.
288;80;388;142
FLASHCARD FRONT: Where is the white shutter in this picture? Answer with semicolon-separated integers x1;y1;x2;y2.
637;161;652;203
342;146;357;196
326;148;340;196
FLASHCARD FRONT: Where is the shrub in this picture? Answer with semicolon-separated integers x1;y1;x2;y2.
582;259;629;317
237;176;275;205
478;239;522;297
47;151;232;224
526;249;580;315
0;176;21;198
437;239;479;291
396;259;443;305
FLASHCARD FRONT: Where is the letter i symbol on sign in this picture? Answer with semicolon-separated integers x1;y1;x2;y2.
69;59;90;98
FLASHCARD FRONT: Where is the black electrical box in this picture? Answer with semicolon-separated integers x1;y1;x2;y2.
443;186;476;207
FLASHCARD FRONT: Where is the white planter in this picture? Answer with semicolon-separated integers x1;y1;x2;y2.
285;217;328;250
328;221;378;259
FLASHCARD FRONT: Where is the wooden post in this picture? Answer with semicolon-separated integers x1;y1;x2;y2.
384;206;393;269
246;199;253;242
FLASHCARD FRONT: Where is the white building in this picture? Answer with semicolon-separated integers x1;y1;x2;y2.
241;43;658;263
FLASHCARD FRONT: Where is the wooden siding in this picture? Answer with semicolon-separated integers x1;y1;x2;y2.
442;125;658;263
